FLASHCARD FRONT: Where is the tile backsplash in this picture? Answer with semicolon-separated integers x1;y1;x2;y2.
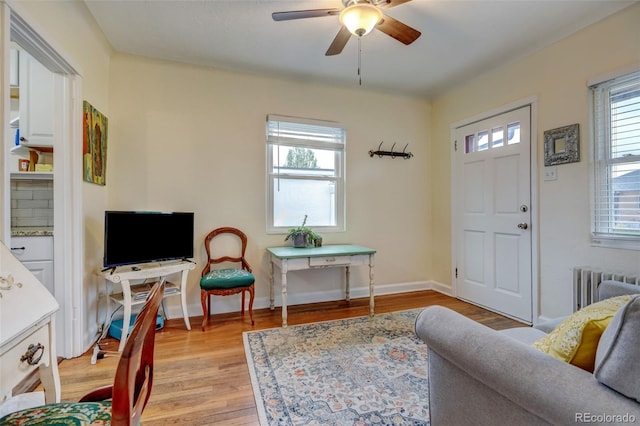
11;179;54;228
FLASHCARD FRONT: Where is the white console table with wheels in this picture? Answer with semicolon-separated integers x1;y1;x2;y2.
98;260;195;352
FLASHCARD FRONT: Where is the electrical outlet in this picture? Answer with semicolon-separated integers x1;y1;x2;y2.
544;166;557;181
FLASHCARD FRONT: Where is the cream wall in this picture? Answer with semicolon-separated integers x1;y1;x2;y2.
3;0;112;353
107;54;432;319
430;3;640;319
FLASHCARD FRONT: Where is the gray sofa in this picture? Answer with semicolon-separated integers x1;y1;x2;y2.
415;280;640;425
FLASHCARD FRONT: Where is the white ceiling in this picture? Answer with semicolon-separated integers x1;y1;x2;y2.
83;0;635;98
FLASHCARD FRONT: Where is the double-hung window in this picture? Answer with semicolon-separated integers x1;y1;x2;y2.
266;115;346;233
590;69;640;249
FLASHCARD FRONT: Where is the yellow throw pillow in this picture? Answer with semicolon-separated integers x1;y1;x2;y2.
532;295;633;372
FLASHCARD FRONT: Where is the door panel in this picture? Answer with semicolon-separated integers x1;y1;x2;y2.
454;106;532;322
463;230;485;283
495;233;519;293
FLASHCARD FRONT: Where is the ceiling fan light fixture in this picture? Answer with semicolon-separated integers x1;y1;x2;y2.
339;3;383;37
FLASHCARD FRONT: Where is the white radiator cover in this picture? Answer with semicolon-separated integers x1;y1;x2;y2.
572;267;640;312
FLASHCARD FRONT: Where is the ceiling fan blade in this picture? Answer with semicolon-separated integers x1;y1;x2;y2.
272;9;340;21
376;14;421;45
378;0;412;9
325;26;352;56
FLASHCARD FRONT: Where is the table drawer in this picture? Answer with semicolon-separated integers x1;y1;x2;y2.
309;256;352;267
0;324;50;397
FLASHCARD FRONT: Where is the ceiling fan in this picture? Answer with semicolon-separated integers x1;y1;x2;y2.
272;0;421;56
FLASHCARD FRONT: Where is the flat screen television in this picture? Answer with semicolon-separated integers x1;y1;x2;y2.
103;211;194;268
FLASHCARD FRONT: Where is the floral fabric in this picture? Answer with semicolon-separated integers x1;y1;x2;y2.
532;294;633;372
200;268;255;290
0;401;112;425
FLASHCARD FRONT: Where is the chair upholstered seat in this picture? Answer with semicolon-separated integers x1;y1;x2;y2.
200;268;255;290
0;401;112;425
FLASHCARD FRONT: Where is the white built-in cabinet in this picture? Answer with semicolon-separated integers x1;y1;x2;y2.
9;236;54;296
9;49;55;173
17;51;55;147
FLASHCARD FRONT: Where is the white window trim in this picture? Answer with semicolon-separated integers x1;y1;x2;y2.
589;67;640;251
266;115;346;234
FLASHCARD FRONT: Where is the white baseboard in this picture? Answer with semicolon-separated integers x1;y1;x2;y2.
164;280;452;319
428;280;453;296
91;279;539;355
536;315;555;325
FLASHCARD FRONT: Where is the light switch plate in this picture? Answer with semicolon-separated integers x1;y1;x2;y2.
544;166;558;181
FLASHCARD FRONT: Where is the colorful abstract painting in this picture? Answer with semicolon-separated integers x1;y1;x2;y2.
83;101;108;185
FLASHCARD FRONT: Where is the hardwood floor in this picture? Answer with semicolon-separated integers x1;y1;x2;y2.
52;291;525;425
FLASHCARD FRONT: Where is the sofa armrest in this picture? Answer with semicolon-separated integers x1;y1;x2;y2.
415;306;640;425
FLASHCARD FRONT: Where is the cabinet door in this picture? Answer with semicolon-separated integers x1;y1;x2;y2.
10;48;19;87
22;260;54;296
19;52;55;146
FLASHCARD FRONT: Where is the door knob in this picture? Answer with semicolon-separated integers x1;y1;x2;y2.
517;223;529;230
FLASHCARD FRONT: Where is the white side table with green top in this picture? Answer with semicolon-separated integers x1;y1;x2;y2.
266;244;376;327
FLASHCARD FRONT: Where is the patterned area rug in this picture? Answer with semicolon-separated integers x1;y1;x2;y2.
243;309;429;425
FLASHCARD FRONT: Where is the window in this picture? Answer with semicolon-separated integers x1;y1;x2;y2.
266;115;346;233
463;122;520;153
591;70;640;249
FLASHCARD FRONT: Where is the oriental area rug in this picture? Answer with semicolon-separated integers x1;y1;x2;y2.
243;309;430;426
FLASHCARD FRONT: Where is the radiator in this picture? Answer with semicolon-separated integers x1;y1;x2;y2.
572;267;640;312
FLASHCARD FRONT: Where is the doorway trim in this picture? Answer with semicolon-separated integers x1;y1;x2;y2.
2;2;84;357
450;96;540;324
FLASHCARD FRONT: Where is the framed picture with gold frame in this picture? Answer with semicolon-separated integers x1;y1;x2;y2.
83;101;108;185
544;123;579;166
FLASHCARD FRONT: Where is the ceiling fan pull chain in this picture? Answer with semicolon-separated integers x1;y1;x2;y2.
358;36;362;86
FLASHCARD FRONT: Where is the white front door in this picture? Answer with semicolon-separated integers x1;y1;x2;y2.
453;105;532;322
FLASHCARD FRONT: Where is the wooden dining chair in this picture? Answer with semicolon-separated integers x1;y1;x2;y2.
200;227;255;331
0;281;165;426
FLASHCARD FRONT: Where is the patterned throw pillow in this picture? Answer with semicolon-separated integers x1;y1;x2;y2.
531;295;634;372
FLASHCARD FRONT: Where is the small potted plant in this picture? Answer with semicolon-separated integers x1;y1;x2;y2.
285;215;321;248
311;232;323;247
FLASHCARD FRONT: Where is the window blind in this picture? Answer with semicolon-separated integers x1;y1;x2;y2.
591;71;640;242
266;115;345;150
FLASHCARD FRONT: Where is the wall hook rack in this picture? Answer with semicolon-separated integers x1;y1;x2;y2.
368;142;413;159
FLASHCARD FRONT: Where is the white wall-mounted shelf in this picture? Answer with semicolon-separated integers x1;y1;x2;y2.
10;143;53;156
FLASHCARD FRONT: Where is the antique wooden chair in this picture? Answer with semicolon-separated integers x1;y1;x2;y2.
0;282;164;425
200;227;255;331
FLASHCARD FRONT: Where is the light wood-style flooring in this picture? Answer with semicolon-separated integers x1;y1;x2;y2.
52;290;526;425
